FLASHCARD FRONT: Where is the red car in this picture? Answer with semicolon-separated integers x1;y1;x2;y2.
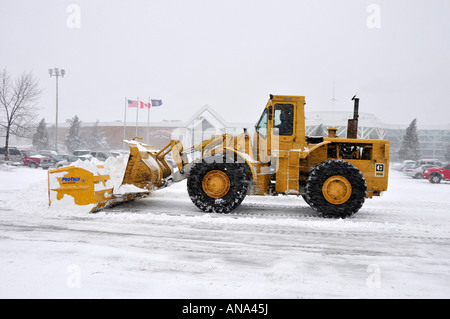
20;150;52;169
423;163;450;184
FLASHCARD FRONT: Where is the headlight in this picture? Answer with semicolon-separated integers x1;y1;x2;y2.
424;170;429;173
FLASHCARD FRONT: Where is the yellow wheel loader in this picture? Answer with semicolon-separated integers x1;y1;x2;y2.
48;95;389;218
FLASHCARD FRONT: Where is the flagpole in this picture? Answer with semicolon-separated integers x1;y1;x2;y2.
124;97;127;141
147;97;151;144
136;97;139;137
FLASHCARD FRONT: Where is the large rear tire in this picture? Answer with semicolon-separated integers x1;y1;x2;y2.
187;155;249;214
305;160;367;218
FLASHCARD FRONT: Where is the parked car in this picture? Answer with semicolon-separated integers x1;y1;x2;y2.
58;154;71;161
396;160;417;172
423;163;450;184
391;162;404;171
0;146;24;166
20;150;52;169
90;151;114;161
416;159;444;167
40;150;57;157
55;154;92;168
404;164;439;179
73;150;92;156
40;153;65;167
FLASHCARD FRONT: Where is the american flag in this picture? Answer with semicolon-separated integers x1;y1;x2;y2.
127;100;138;108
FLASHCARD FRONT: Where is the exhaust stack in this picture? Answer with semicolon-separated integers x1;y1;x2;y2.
347;95;359;139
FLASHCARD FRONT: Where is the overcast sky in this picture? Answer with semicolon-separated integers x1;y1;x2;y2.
1;0;449;127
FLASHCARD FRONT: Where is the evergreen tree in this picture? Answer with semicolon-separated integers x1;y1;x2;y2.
47;125;56;150
399;119;421;161
32;118;49;151
84;120;109;151
65;115;85;154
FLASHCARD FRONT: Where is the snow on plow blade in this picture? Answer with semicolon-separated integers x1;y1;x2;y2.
48;165;116;213
48;139;172;213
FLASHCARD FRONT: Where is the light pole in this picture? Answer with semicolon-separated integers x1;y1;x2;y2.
49;68;65;153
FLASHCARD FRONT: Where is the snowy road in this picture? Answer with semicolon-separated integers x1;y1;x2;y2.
0;165;449;298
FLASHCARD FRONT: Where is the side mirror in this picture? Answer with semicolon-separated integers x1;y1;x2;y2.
384;143;390;160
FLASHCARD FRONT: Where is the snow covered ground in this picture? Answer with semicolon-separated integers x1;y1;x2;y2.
0;164;449;299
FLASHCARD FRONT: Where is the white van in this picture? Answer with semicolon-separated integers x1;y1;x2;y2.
0;146;24;165
417;159;444;167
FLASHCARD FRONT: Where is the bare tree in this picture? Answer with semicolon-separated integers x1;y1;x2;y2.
0;69;41;160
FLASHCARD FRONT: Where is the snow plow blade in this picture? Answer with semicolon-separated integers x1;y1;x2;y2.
48;139;173;213
48;165;117;213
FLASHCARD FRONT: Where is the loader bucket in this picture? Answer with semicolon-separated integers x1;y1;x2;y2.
48;139;173;213
121;139;173;190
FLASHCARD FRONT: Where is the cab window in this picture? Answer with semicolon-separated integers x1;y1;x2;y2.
256;109;268;138
273;104;294;136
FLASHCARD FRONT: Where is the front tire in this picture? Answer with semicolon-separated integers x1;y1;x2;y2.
301;195;311;205
187;155;249;214
305;160;367;218
29;162;38;169
429;173;442;184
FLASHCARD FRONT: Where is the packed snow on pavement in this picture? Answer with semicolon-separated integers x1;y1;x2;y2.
0;164;449;299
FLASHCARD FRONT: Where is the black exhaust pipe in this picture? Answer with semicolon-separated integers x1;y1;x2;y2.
347;95;359;139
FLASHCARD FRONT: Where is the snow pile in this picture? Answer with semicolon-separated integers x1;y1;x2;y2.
0;167;61;216
103;154;129;191
103;153;149;195
71;158;104;171
48;170;69;205
0;164;15;171
123;139;150;154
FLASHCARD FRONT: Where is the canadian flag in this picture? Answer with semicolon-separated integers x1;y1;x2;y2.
140;101;151;109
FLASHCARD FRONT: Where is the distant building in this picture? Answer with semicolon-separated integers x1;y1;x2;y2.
4;105;449;161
